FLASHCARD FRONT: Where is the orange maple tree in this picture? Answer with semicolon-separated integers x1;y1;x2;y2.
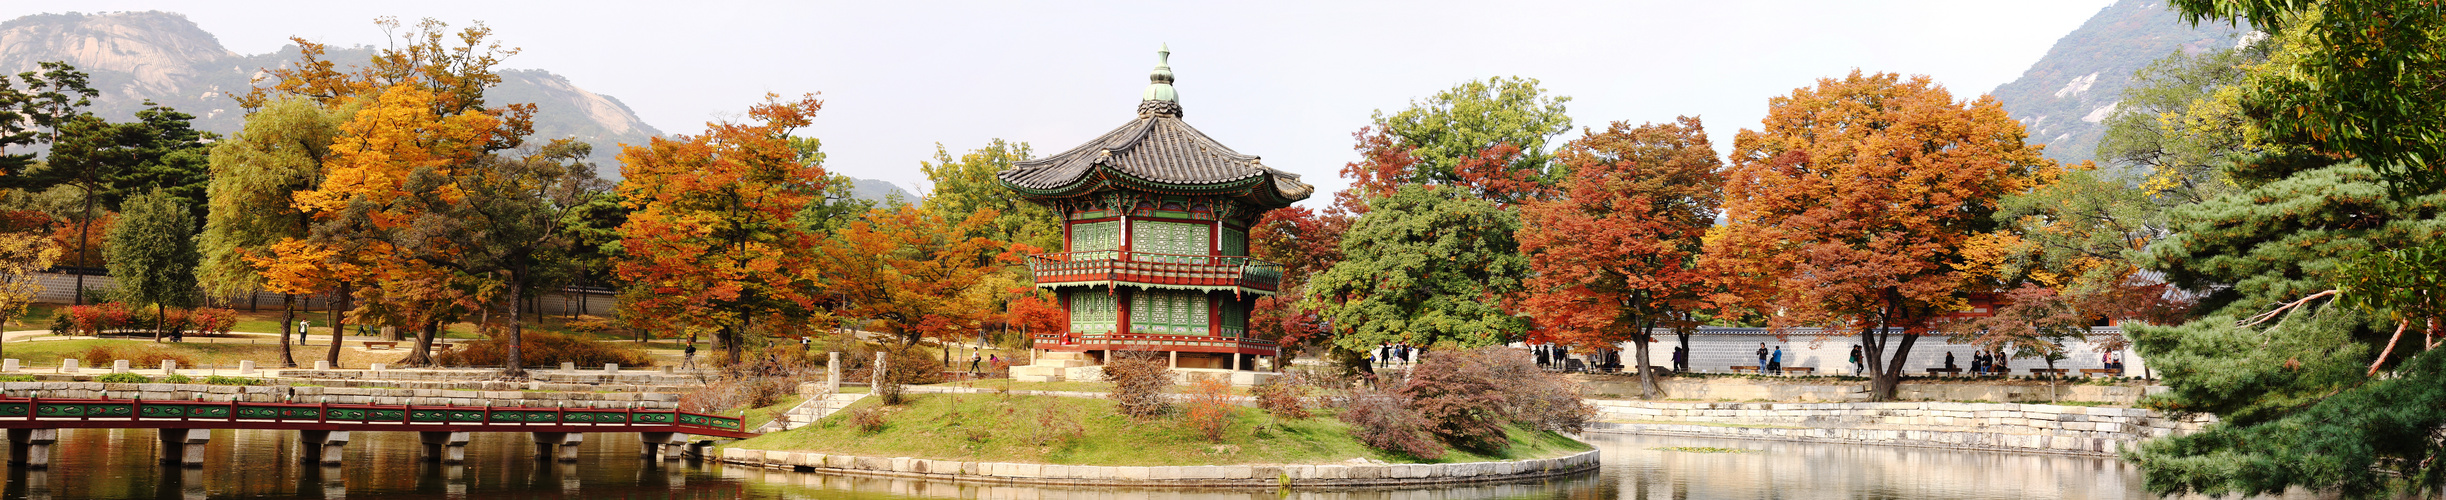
813;206;1008;351
1518;117;1724;399
614;93;829;360
1702;71;2058;400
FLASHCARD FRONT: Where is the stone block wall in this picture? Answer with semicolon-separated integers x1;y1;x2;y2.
1573;377;2156;403
1585;400;2212;456
714;447;1600;487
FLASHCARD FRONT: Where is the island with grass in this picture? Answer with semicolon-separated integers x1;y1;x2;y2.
715;347;1601;486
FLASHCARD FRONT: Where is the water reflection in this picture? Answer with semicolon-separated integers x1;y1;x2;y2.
0;427;2174;499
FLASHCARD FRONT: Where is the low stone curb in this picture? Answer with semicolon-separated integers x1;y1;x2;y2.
714;448;1600;487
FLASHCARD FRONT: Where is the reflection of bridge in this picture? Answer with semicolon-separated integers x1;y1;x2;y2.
0;396;751;468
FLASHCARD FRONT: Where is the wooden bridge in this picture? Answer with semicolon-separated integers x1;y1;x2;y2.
0;396;752;468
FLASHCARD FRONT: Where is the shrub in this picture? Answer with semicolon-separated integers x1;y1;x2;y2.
1401;347;1595;453
1403;353;1512;453
203;376;262;386
1250;372;1311;420
162;374;193;384
1340;380;1443;459
73;344;194;368
0;375;35;382
433;331;653;368
1183;374;1234;442
869;347;944;405
189;308;236;336
1103;350;1174;419
849;406;888;434
95;373;151;383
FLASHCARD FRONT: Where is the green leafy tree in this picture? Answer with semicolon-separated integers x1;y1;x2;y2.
1307;185;1529;354
785;137;877;233
2140;162;2443;318
199;97;347;367
1339;77;1572;208
919;139;1058;252
438;138;611;374
2173;0;2446;194
104;190;198;341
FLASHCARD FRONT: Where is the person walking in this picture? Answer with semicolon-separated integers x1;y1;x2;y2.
1535;344;1550;368
1769;346;1784;375
681;342;699;370
1848;345;1864;376
1755;342;1769;374
1672;346;1687;373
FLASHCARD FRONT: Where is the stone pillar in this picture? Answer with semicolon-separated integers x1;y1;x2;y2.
419;431;470;464
827;352;840;393
157;428;210;467
299;430;348;465
1169;351;1178;369
58;359;76;374
872;352;887;388
533;432;583;462
161;360;178;375
238;360;256;375
638;432;685;461
560;362;576;371
604;363;620;374
4;358;18;373
1232;352;1242;372
112;359;130;374
8;428;57;468
314;360;331;370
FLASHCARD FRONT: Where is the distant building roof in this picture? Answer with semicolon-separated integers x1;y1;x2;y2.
997;46;1314;208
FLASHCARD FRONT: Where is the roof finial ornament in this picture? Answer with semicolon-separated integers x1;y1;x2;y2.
1139;43;1183;118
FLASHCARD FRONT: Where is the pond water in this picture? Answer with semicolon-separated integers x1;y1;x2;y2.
2;428;2165;499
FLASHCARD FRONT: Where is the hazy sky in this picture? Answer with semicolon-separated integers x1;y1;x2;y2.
21;0;2117;203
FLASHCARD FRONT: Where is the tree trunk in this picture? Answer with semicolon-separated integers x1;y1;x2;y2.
325;284;348;368
153;303;164;343
398;321;438;367
503;275;526;377
1634;331;1657;399
279;294;296;368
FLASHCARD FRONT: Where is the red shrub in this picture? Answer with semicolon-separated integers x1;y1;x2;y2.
1340;381;1443;459
189;308;236;336
1183;375;1234;442
1104;350;1174;419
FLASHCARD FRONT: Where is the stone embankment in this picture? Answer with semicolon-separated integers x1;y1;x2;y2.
715;448;1600;487
1585;400;2212;456
0;381;680;408
279;368;703;394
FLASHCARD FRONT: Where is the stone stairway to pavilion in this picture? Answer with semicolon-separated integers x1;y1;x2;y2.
1010;351;1099;383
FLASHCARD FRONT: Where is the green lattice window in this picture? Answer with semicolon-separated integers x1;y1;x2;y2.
1068;290;1117;334
1070;221;1119;257
1131;220;1209;262
1222;227;1248;257
1130;289;1210;335
1219;297;1246;337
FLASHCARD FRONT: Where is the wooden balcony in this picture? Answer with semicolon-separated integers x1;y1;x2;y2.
1033;333;1279;356
1024;251;1282;294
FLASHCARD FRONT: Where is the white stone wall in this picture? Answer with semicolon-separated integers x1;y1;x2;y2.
1550;327;2150;376
30;272;616;317
716;447;1600;486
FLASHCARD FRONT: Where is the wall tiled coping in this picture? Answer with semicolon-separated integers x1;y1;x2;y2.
1584;400;2214;457
0;381;679;409
715;448;1600;487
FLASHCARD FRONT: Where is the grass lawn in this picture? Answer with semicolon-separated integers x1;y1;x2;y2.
722;392;1589;466
738;395;809;431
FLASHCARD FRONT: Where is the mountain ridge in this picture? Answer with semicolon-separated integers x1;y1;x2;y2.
1986;0;2246;166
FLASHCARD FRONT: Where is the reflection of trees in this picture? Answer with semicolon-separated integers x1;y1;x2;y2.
1589;433;2147;499
727;461;1609;500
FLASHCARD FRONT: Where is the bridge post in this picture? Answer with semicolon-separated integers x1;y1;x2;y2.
7;428;57;468
298;430;348;465
419;431;469;464
4;358;18;373
157;428;210;468
828;352;840;392
639;432;685;461
161;360;177;376
532;432;582;462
